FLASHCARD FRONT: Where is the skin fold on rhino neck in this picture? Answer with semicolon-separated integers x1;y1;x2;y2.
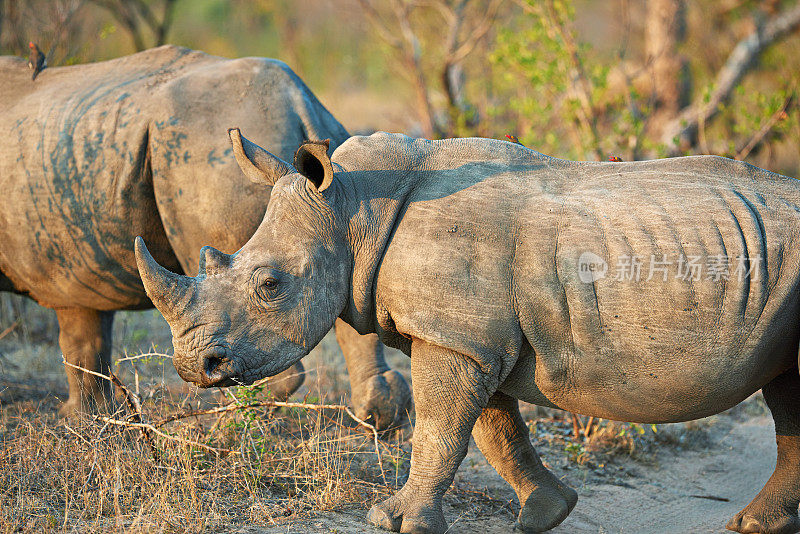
335;166;423;348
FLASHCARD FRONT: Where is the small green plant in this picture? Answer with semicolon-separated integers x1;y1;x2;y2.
564;441;589;465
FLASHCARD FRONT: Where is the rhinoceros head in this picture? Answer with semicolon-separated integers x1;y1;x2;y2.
136;129;349;387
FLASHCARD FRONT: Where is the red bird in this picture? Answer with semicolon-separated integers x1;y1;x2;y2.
505;134;524;146
608;155;622;162
28;42;46;81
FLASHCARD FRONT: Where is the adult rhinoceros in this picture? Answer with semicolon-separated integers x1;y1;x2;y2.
0;45;410;427
137;129;800;534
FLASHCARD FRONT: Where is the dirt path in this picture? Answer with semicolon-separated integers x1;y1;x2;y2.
547;416;774;534
248;415;775;534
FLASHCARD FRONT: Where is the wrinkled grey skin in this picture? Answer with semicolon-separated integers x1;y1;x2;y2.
138;130;800;534
0;45;409;429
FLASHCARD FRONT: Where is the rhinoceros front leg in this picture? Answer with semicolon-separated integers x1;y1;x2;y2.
727;368;800;534
56;307;114;417
335;319;411;431
367;339;497;533
473;391;577;532
261;361;305;401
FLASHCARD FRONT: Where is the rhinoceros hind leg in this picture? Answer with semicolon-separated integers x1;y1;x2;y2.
367;339;497;533
727;369;800;534
56;308;114;417
473;391;577;532
335;319;411;432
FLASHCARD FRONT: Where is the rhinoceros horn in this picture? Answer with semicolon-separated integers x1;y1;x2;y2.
135;236;194;324
228;127;295;186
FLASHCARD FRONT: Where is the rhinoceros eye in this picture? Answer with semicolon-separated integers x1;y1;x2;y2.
262;278;277;289
251;269;281;302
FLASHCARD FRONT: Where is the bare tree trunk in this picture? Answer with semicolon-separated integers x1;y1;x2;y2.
90;0;176;52
0;1;5;50
645;0;689;138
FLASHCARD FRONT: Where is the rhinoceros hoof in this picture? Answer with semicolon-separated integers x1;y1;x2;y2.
353;370;412;433
57;395;116;418
516;483;578;532
726;505;800;534
366;492;446;534
57;398;82;418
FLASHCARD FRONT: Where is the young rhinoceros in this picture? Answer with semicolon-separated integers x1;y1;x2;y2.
136;130;800;534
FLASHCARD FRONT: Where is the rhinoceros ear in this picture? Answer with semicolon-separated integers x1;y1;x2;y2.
228;128;295;186
294;139;333;192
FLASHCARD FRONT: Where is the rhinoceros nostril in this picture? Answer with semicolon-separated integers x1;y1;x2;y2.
203;354;225;379
198;350;238;387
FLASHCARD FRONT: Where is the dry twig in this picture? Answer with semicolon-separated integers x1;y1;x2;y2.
0;320;19;341
116;351;172;363
92;415;235;456
157;398;388;484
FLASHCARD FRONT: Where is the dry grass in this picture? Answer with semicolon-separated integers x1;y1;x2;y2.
0;374;411;533
0;295;413;533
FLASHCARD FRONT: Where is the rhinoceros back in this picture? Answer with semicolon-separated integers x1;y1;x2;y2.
338;135;800;422
146;52;349;274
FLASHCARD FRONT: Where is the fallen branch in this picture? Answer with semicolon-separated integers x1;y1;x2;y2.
109;371;159;460
63;358;161;459
62;358;113;381
93;415;235;456
159;399;388;484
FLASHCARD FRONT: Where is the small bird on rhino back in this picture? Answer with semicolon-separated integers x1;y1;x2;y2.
28;42;46;80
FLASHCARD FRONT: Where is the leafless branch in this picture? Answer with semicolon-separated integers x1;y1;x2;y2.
93;415;235;455
130;0;176;46
357;0;404;50
447;0;503;64
89;0;176;51
661;1;800;154
359;0;504;137
0;320;19;342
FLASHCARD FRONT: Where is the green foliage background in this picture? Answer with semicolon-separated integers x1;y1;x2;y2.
1;0;798;174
